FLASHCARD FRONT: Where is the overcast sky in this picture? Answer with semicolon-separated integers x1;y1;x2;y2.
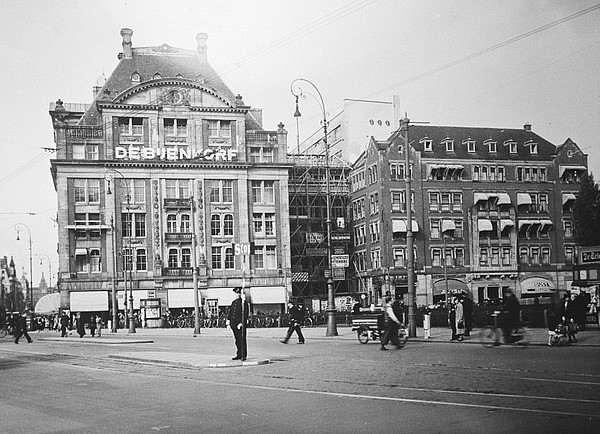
1;0;598;289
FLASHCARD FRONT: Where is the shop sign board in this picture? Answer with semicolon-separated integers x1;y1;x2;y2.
331;254;349;268
581;248;600;264
331;232;351;242
306;232;324;244
306;247;327;256
333;268;345;281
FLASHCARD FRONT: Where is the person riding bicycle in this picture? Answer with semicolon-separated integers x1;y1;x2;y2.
500;289;521;343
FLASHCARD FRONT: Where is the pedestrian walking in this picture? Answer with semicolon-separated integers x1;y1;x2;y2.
226;287;249;361
380;296;402;350
89;315;96;337
75;312;86;338
280;298;307;344
60;312;70;337
96;315;102;337
449;296;458;341
462;295;473;336
14;312;33;344
454;297;465;341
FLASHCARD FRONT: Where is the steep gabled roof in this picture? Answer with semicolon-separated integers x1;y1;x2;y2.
388;124;556;161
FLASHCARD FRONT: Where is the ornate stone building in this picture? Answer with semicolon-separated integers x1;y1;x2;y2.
49;29;292;321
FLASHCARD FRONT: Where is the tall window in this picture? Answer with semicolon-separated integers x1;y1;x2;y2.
165;179;191;199
209;180;233;203
90;250;101;273
119;117;143;135
251;181;275;204
164;118;187;137
74;179;100;204
136;249;147;271
181;248;191;268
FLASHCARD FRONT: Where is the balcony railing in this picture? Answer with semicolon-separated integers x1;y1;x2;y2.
66;126;103;139
246;131;278;145
163;267;193;276
164;232;192;242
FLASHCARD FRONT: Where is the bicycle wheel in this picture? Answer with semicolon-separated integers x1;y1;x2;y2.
0;328;7;338
479;326;500;348
357;326;369;344
303;318;313;328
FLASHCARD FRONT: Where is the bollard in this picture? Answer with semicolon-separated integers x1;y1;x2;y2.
424;313;431;339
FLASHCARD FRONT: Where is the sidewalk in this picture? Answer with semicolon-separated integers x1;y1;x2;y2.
30;324;600;369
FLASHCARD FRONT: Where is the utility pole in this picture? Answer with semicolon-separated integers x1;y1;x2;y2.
401;116;417;338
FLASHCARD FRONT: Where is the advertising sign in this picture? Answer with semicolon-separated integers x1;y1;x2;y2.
331;232;351;242
306;232;324;244
333;268;345;281
306;247;328;256
331;254;349;268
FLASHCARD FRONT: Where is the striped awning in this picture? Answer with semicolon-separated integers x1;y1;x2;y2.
292;272;309;282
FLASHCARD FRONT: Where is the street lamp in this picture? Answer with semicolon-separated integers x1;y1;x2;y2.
15;223;33;311
37;253;53;291
291;78;338;337
106;168;135;334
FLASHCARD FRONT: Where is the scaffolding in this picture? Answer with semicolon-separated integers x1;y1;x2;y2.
288;154;351;302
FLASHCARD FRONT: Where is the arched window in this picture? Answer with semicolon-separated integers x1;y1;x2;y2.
181;248;191;268
211;215;221;236
90;249;101;272
223;214;234;236
180;214;190;233
168;249;178;268
167;214;177;233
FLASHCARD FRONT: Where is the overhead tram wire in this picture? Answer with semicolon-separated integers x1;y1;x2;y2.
0;152;49;188
213;0;379;78
362;3;600;102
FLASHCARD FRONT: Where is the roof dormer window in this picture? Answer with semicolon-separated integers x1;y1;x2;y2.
525;140;538;154
131;72;141;83
442;138;454;152
463;139;476;153
153;72;162;80
421;138;433;152
175;73;183;79
484;140;497;154
504;139;517;154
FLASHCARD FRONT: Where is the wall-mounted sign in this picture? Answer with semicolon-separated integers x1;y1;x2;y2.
331;254;349;268
581;248;600;264
306;232;324;244
331;232;351;242
115;146;237;162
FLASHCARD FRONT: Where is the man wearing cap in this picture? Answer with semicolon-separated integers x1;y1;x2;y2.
227;287;249;361
14;311;33;344
280;298;308;344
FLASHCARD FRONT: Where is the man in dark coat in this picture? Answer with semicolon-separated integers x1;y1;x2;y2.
227;287;249;361
461;296;474;336
60;312;70;337
281;299;308;344
75;312;86;338
14;312;33;344
501;290;520;343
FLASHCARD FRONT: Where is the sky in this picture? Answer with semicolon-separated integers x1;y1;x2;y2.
1;0;599;290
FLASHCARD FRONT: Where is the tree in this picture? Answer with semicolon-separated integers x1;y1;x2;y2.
573;172;600;246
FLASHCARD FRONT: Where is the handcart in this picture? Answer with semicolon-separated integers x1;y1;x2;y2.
351;312;408;347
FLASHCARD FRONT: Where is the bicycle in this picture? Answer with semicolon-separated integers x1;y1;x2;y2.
478;311;529;348
0;325;9;338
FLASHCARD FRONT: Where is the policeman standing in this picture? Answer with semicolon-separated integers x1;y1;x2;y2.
227;287;249;361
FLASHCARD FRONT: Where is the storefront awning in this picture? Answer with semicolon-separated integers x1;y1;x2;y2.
520;277;556;296
117;290;151;310
500;219;515;231
433;279;470;296
517;193;532;205
70;291;108;312
34;293;61;315
249;286;288;304
562;193;576;205
478;219;493;232
441;219;456;233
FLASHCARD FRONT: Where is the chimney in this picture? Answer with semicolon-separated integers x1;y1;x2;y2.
120;28;133;59
196;33;208;61
523;123;532;131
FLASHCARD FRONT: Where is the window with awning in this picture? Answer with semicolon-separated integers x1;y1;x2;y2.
474;192;489;203
75;248;88;256
539;220;553;234
478;219;493;232
517;193;532;205
391;219;419;232
500;219;514;231
518;220;532;230
562;193;576;205
441;219;456;233
496;193;511;205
